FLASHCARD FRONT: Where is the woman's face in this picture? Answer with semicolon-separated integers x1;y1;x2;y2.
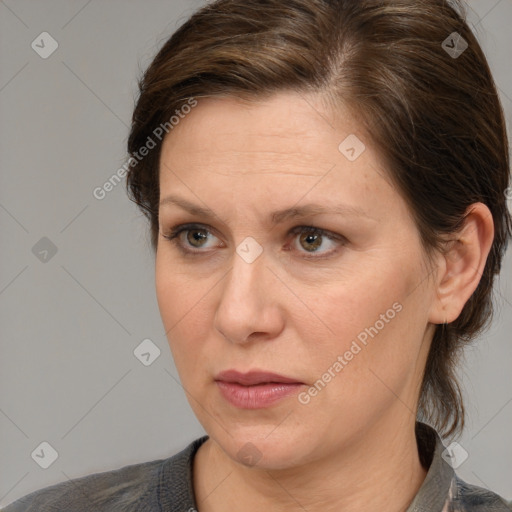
155;92;438;468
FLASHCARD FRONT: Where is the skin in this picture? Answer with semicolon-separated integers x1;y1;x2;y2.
155;91;494;512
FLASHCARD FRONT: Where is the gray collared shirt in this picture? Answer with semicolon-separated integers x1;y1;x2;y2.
2;423;510;511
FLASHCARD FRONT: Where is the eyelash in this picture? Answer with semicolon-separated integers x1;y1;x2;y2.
161;223;346;260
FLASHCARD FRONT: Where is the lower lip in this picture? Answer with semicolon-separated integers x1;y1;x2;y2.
215;381;303;409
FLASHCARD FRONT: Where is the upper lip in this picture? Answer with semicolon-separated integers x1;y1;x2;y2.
215;369;303;386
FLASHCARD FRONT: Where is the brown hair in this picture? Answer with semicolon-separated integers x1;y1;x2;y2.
126;0;511;437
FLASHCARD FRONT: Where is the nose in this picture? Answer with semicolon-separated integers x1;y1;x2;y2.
213;247;285;345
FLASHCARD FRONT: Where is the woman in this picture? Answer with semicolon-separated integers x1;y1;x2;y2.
4;0;511;510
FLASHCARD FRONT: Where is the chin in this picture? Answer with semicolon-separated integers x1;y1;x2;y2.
213;426;310;470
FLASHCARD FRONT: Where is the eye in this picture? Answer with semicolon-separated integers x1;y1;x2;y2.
161;224;221;255
288;226;345;258
161;223;346;259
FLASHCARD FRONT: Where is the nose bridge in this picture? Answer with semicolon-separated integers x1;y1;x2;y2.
224;233;267;296
223;243;267;311
214;240;281;343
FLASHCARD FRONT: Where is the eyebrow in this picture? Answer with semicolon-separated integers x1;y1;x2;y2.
159;195;374;224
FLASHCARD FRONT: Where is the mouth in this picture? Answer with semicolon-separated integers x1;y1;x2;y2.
214;369;304;386
213;369;306;409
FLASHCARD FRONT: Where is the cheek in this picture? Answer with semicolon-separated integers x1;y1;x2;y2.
155;258;207;362
301;257;424;401
155;262;180;331
312;262;408;346
155;255;224;391
155;253;202;325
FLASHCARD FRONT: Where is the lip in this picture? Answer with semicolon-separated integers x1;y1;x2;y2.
214;370;304;409
215;369;303;386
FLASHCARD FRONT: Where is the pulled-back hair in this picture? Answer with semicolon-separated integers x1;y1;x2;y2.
126;0;511;437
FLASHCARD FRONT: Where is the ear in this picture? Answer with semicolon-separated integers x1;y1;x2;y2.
428;202;494;325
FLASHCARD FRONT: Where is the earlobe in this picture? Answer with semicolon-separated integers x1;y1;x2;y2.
428;202;494;325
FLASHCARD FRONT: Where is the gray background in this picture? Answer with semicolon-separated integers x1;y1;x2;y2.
0;0;511;507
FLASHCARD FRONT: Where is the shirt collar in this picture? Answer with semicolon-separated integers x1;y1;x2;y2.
406;422;455;512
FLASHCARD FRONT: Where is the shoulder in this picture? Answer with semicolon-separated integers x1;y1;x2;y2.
1;436;208;512
449;474;512;511
2;456;167;512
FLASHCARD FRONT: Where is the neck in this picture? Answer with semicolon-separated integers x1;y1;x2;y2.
193;415;428;512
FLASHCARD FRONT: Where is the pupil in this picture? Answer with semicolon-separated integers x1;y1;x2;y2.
301;233;321;252
188;230;207;247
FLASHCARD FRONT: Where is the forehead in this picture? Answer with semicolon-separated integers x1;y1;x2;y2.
161;92;375;173
158;92;395;213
